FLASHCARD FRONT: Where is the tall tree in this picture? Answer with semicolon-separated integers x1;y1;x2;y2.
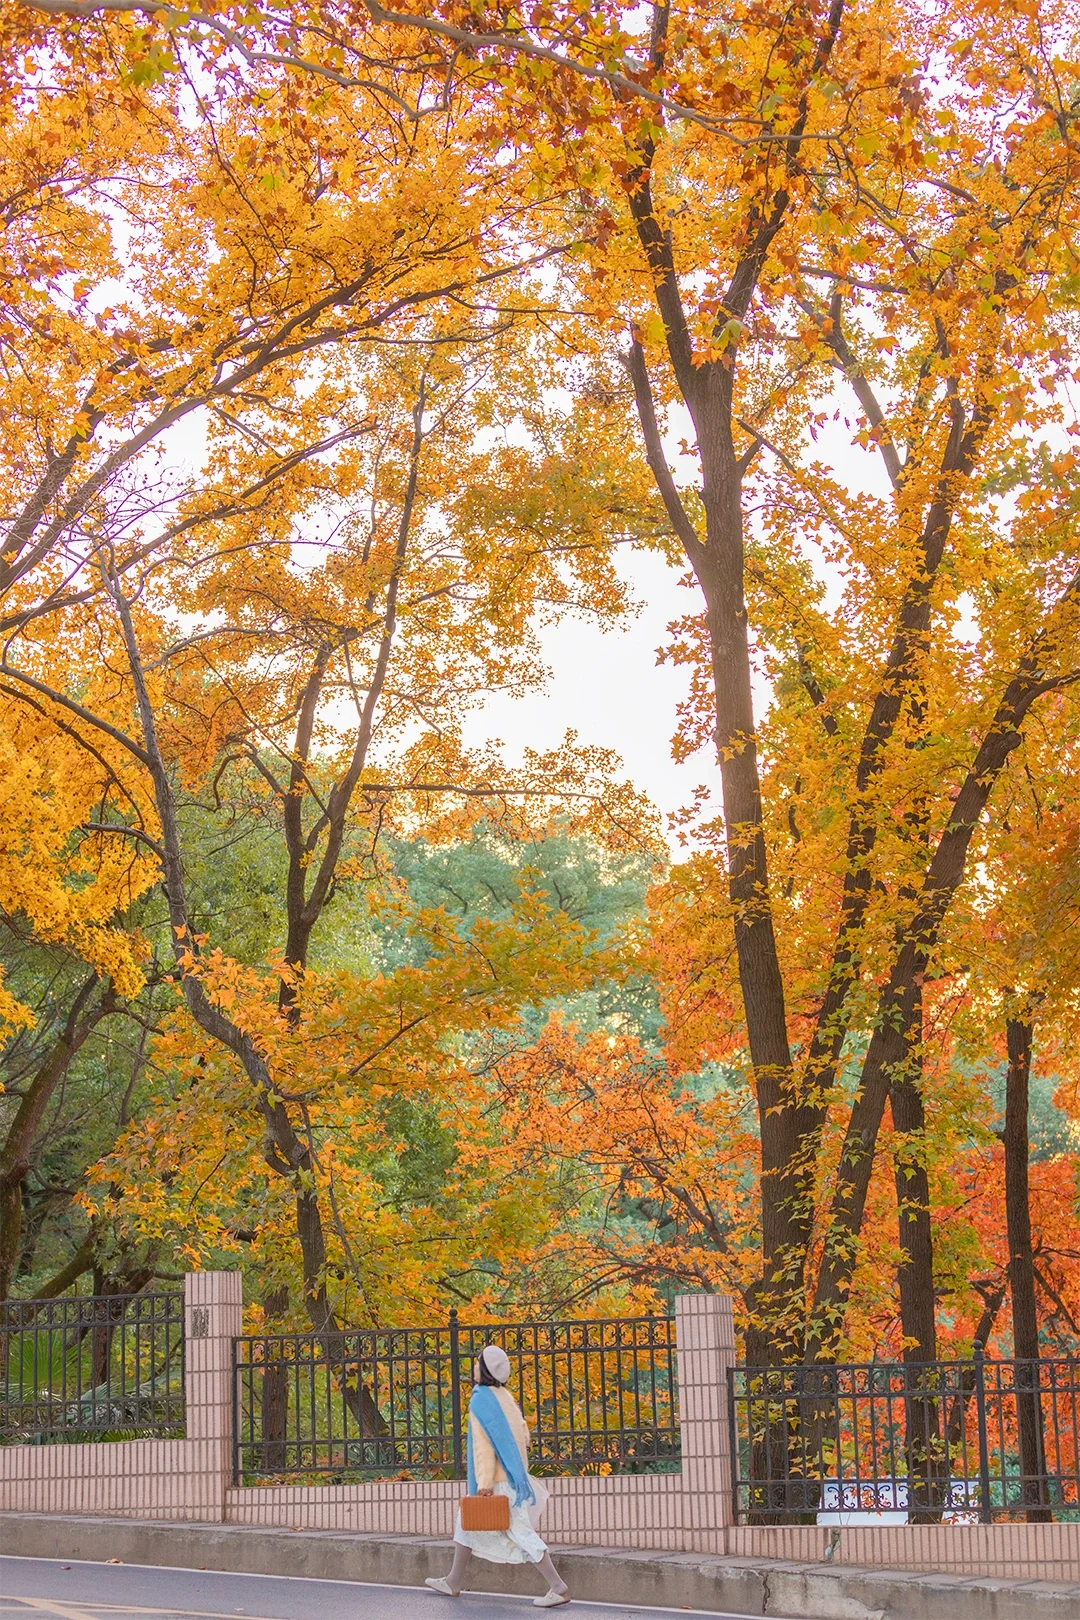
313;0;1080;1360
0;13;664;1319
490;0;1080;1359
16;331;658;1326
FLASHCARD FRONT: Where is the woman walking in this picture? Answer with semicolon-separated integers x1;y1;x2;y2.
425;1345;570;1606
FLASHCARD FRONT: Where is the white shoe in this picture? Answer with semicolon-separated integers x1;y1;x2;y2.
425;1578;460;1597
534;1593;570;1607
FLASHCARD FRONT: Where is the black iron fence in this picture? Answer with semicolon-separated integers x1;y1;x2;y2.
234;1310;679;1483
0;1291;185;1443
729;1348;1080;1523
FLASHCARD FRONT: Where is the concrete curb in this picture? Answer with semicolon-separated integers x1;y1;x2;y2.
2;1514;1079;1620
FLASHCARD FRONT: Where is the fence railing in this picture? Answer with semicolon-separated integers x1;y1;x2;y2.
233;1310;679;1483
0;1291;186;1443
729;1348;1080;1524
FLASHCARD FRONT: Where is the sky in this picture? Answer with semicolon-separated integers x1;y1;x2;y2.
461;544;706;841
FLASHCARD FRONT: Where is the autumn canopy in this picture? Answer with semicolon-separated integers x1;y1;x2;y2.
1;0;1079;1378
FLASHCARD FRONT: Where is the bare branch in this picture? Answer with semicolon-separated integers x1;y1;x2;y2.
623;339;703;562
83;821;166;861
0;663;150;767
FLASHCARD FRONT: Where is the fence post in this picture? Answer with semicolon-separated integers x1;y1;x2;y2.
183;1270;243;1521
449;1306;464;1479
675;1293;736;1552
973;1339;993;1525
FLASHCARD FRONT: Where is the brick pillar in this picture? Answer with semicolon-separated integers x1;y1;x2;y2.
675;1292;736;1552
183;1270;242;1521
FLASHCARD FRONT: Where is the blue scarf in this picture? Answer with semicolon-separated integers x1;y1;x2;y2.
466;1384;536;1507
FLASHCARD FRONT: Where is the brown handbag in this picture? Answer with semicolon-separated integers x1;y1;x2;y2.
460;1492;511;1531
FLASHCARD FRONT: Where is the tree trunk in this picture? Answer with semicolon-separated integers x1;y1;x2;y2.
892;1079;937;1362
80;1264;156;1413
0;1175;22;1306
693;416;808;1364
808;621;1070;1352
287;1182;386;1446
30;1233;96;1300
0;974;110;1301
90;1264;112;1390
889;976;943;1521
1004;1014;1050;1521
259;1285;289;1472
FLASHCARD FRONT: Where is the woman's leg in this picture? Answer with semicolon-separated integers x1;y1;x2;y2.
536;1552;568;1596
425;1541;471;1596
447;1543;471;1589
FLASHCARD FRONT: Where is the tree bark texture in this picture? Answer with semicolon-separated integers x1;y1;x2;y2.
888;978;945;1520
693;457;808;1359
0;975;111;1300
1004;1014;1050;1520
259;1285;290;1472
891;992;937;1367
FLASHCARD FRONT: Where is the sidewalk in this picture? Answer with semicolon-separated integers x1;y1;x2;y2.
3;1514;1079;1620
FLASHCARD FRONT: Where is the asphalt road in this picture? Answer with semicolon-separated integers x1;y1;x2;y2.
0;1559;741;1620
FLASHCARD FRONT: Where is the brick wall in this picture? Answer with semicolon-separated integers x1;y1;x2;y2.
4;1275;1079;1579
0;1281;728;1549
1;1271;242;1521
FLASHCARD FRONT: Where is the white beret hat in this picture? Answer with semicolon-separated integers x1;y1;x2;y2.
479;1344;511;1384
